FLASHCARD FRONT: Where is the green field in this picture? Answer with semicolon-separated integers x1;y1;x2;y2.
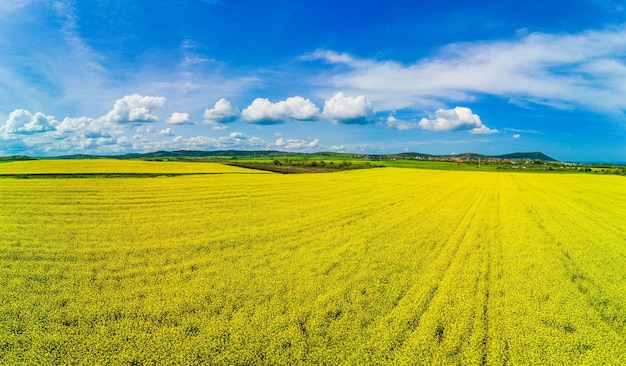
0;160;625;364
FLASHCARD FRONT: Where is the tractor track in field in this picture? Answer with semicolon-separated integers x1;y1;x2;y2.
401;181;492;354
515;179;626;337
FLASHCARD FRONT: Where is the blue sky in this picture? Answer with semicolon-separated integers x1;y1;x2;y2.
1;0;625;162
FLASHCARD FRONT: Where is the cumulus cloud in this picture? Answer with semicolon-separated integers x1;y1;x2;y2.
102;94;166;124
203;98;239;124
418;107;498;134
166;112;190;125
0;93;170;155
0;109;57;135
56;94;167;138
160;128;175;136
469;125;499;135
322;92;373;124
56;116;94;134
181;131;267;150
242;96;320;124
513;134;521;139
306;27;626;112
228;131;245;139
50;115;123;153
275;137;320;149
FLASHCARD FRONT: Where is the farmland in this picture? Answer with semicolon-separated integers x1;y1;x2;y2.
0;160;625;364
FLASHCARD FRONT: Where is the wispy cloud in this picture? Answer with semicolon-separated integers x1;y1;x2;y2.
0;0;42;13
504;128;543;135
386;115;421;131
305;27;626;113
179;39;213;68
0;1;117;117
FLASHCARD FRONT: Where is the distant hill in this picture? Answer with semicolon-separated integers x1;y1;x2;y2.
55;150;355;160
492;152;557;161
57;150;286;159
391;151;557;162
4;150;558;162
0;155;36;162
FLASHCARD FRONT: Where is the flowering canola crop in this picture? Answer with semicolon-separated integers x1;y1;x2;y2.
0;161;624;364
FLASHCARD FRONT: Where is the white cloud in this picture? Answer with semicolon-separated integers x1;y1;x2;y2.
56;94;168;141
55;116;92;133
116;136;132;145
181;55;211;68
322;92;373;124
211;124;228;131
386;115;420;131
241;96;320;124
248;136;265;146
180;131;267;150
47;115;123;154
0;109;57;135
469;125;499;135
179;39;213;67
0;94;169;155
306;27;626;113
57;116;118;139
275;136;320;149
160;128;175;136
301;50;364;66
307;138;320;148
203;98;239;124
0;0;120;123
0;0;41;13
166;112;190;125
228;131;245;139
417;107;498;134
513;134;521;139
504;128;543;135
274;137;286;146
103;94;166;124
181;39;198;50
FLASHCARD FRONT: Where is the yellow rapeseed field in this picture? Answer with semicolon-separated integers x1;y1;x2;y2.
0;159;267;174
0;160;624;364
